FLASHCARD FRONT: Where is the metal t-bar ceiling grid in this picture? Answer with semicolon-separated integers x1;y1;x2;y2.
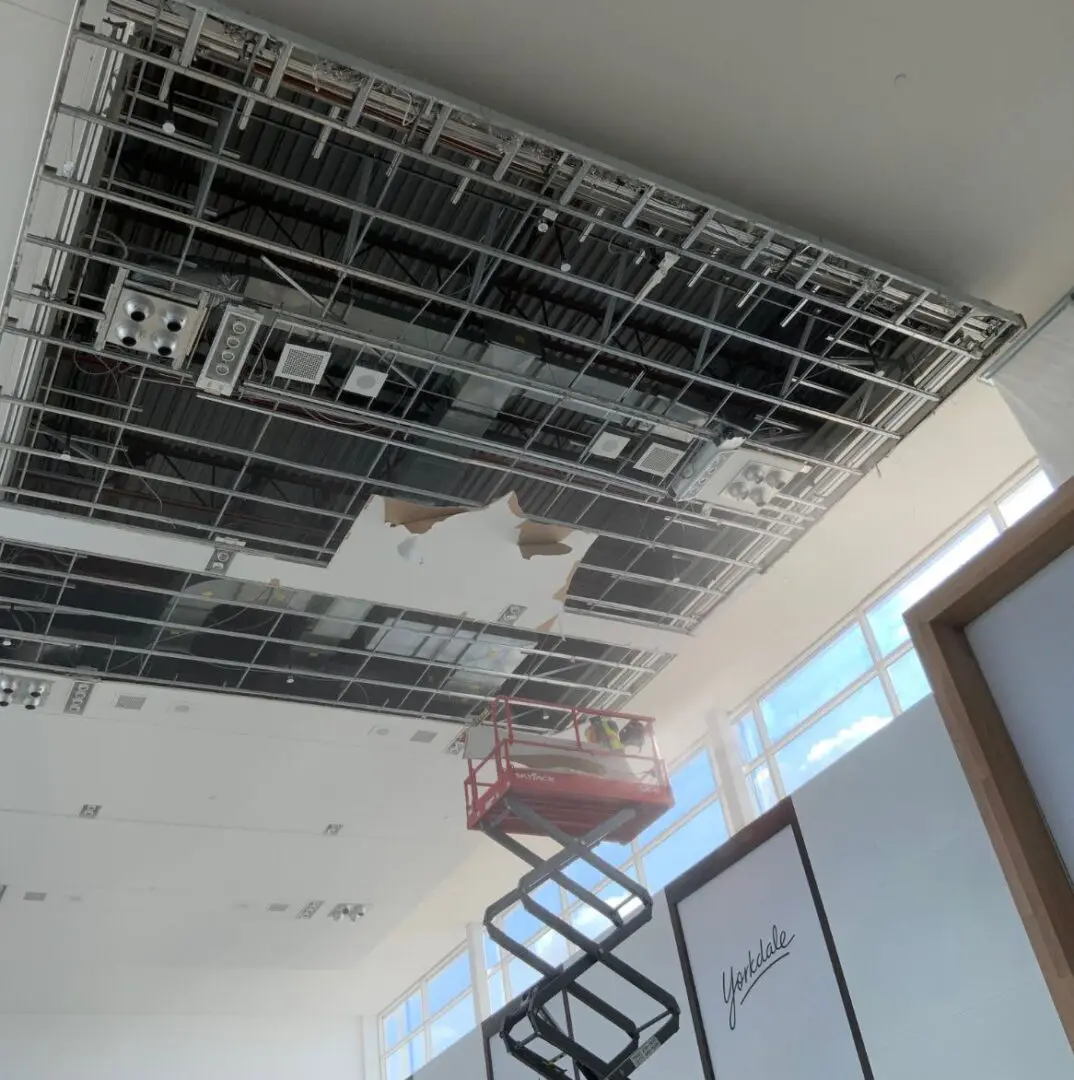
0;0;1023;721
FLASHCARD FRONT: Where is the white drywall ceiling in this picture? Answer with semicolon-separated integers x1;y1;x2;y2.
0;678;481;1013
0;0;1066;1017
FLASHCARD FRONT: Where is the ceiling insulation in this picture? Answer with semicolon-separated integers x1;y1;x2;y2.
0;0;1023;727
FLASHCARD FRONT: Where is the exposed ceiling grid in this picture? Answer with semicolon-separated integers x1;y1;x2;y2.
0;0;1022;728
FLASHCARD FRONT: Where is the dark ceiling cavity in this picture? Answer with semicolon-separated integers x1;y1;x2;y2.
0;0;1023;729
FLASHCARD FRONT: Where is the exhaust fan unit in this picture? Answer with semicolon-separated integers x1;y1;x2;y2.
673;442;804;509
633;441;687;478
196;306;263;396
95;276;206;368
274;343;332;385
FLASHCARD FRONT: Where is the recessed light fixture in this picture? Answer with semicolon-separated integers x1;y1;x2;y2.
328;902;368;922
196;305;263;397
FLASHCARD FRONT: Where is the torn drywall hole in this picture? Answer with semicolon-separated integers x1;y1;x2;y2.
324;493;596;631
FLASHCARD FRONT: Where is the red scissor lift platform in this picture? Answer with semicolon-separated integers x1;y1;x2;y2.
464;697;680;1080
464;697;674;843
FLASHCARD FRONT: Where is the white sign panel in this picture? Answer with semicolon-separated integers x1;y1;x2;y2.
675;825;868;1080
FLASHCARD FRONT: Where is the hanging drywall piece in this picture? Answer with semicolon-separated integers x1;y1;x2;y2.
326;494;596;632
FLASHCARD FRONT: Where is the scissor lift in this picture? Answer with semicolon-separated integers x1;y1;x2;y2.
464;697;680;1080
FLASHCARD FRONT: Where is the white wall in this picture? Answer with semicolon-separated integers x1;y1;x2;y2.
794;696;1070;1079
0;1015;361;1080
968;542;1074;876
411;696;1071;1080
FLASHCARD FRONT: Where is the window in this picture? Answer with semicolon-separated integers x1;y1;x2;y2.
732;467;1053;812
640;801;728;891
382;949;476;1078
759;627;873;742
773;679;892;795
998;469;1052;525
865;516;1000;657
887;648;930;712
483;880;573;1008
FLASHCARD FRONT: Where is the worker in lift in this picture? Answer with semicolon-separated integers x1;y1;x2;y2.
619;718;647;752
585;715;623;751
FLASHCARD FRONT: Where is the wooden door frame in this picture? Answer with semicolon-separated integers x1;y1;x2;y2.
906;476;1074;1048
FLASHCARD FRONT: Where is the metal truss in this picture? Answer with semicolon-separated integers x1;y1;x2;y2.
0;0;1024;715
0;538;671;724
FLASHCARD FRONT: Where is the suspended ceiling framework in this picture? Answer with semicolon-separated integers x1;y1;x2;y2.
0;0;1023;729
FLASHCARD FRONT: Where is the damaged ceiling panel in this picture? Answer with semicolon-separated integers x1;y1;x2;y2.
0;0;1023;726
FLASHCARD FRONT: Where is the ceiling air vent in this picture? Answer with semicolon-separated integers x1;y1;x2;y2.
410;730;437;744
590;432;630;460
267;902;290;913
633;442;687;478
23;891;46;902
343;364;388;399
114;694;147;710
275;344;332;385
296;900;325;920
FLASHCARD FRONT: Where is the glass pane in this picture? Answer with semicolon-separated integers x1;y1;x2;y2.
733;713;763;762
383;1007;404;1051
641;802;728;893
507;955;539;998
998;470;1053;526
866;516;999;655
563;839;632;892
888;649;931;713
404;992;422;1034
774;678;892;795
760;626;873;742
385;992;422;1049
747;763;779;813
386;1037;425;1080
430;993;475;1055
503;881;561;942
483;933;499;972
635;750;716;848
569;865;640;939
488;970;506;1013
426;952;471;1016
531;928;569;968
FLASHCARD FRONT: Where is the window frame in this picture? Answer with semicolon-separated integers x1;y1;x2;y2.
380;945;477;1079
731;464;1052;811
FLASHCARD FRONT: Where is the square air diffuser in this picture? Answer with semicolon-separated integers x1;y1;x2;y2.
274;343;332;385
589;432;630;460
343;364;388;399
633;441;687;478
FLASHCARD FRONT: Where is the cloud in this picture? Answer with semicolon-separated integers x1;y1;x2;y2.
805;714;891;765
